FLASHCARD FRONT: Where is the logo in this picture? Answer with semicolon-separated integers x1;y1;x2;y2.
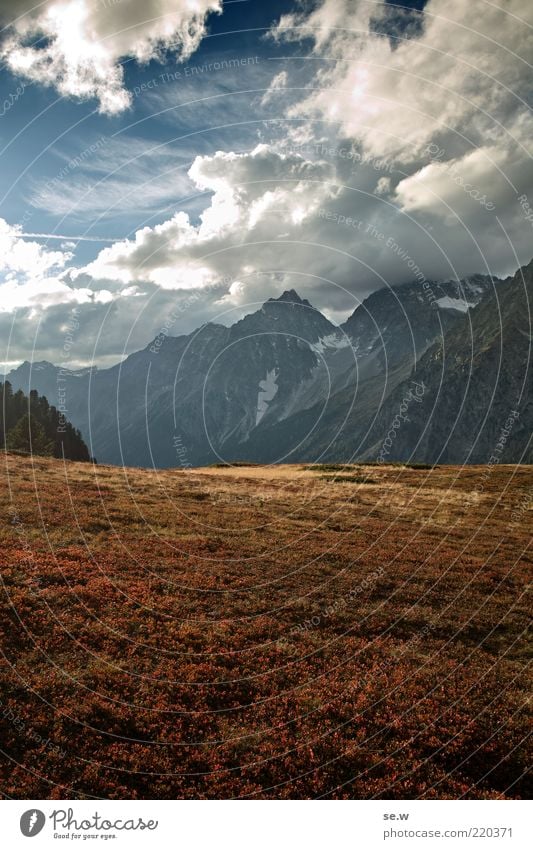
20;810;46;837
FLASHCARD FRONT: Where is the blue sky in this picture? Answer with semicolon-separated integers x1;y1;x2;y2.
1;2;293;248
0;0;531;368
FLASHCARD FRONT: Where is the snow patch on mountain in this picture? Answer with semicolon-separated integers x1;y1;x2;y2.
435;296;476;313
256;368;279;425
310;333;352;353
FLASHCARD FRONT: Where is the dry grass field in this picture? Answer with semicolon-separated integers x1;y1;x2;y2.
0;451;531;799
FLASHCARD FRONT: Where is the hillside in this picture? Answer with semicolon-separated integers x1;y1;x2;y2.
0;453;530;799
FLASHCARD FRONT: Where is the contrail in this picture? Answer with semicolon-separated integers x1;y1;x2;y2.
20;232;117;243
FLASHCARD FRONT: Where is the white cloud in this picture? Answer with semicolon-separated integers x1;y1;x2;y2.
0;276;112;313
259;0;533;299
0;0;221;114
260;70;288;105
80;144;337;289
30;135;196;219
0;217;112;312
3;0;532;367
0;217;71;280
272;0;375;53
394;144;533;226
374;176;391;196
66;130;533;326
271;0;532;163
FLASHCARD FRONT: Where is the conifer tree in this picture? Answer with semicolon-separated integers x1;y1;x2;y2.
1;381;92;461
6;413;54;456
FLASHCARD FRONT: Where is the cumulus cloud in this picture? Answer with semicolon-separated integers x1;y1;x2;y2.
396;147;501;216
0;217;112;313
80;144;337;289
271;0;532;163
3;0;533;365
258;0;533;303
0;217;70;281
0;0;221;114
0;275;113;314
73;134;530;333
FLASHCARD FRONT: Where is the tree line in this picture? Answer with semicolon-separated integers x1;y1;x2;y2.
1;381;92;461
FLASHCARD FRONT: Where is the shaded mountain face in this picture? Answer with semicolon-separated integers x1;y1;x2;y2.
241;265;531;466
358;263;533;465
6;291;342;467
6;266;530;467
340;275;497;372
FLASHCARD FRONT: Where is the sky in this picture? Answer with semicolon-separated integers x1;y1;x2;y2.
0;0;531;369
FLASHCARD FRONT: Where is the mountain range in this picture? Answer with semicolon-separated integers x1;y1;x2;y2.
5;260;532;467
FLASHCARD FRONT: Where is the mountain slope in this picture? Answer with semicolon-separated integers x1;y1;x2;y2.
226;274;503;463
6;267;529;467
359;262;532;464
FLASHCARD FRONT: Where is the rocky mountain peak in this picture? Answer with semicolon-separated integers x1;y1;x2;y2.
268;289;310;306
